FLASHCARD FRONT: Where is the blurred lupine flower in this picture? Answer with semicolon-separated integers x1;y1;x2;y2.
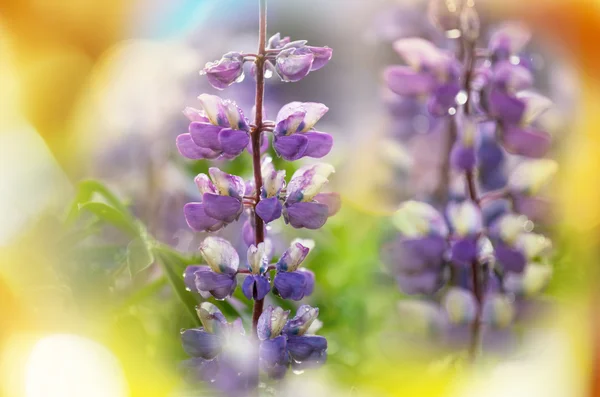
272;102;333;161
241;242;272;301
282;163;340;229
384;38;461;117
484;63;553;157
427;0;467;34
446;200;483;267
273;240;316;301
258;305;327;379
507;158;557;222
183;168;245;232
450;114;479;171
184;237;239;299
267;33;332;82
488;213;551;274
488;22;532;62
181;303;255;391
177;94;250;160
201;51;246;90
385;201;449;295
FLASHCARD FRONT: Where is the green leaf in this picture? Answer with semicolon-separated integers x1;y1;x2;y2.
77;202;140;237
153;245;201;327
127;238;155;277
65;180;133;225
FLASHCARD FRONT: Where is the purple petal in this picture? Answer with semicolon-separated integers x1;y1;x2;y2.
189;122;223;151
489;23;531;60
450;238;478;267
488;88;525;124
197;94;230;128
450;140;476;171
300;269;315;297
502;125;551;158
384;65;437;96
203;52;245;90
274;134;309;161
195;268;237;299
184;265;205;293
275;47;314;82
275;102;328;133
382;236;446;273
284;202;329;229
181;329;222;359
255;196;283;223
493;241;526;273
259;336;289;379
303;131;333;158
396;270;443;295
202;193;242;223
183;202;223;232
286;335;327;362
274;110;307;136
176;134;219;160
218;128;249;156
307;46;332;71
314;192;341;216
492;62;533;92
274;271;307;300
242;274;271;301
428;82;460;116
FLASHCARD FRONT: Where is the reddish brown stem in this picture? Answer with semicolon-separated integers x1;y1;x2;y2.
250;0;268;337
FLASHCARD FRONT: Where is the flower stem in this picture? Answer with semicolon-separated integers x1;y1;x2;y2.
250;0;268;337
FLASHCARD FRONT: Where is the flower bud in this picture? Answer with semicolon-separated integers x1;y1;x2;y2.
201;52;245;90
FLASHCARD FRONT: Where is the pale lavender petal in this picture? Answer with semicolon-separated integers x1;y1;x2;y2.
385;65;437;96
274;134;309;161
183;202;223;232
303;131;333;158
284;202;329;229
274;110;307;136
218;128;249;156
208;168;246;198
313;192;341;216
502;125;551;158
189;122;223;151
183;107;209;123
181;329;222;359
492;61;533;92
176;134;220;160
396;270;442;295
255;197;283;224
307;46;332;71
202;193;242;223
275;47;314;82
277;241;311;272
202;52;244;90
489;22;531;59
197;94;230;127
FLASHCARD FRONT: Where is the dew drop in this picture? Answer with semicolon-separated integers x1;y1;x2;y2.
235;73;245;83
446;29;461;39
510;55;520;65
448;107;457;115
455;91;468;105
264;69;273;79
292;369;305;375
524;220;534;232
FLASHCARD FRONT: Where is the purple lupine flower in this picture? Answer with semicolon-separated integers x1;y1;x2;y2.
383;201;449;295
272;102;333;161
177;94;250;160
384;38;461;117
273;240;315;301
446;200;483;267
258;305;326;379
485;63;552;158
183;168;245;232
282;163;340;229
184;237;239;299
268;33;332;82
201;51;246;90
488;22;531;62
507;159;557;222
255;157;286;223
241;242;272;301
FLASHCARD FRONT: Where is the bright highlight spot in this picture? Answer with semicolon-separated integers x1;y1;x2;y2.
25;334;128;397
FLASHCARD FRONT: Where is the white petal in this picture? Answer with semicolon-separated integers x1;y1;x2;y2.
393;201;448;238
508;159;558;195
199;236;239;273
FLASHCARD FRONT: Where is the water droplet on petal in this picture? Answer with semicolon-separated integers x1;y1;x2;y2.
264;69;273;79
292;369;305;375
448;107;457;115
235;73;245;83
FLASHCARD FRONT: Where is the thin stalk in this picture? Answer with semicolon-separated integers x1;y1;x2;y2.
250;0;268;336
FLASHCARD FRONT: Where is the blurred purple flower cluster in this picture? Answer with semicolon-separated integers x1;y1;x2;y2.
177;1;338;391
381;0;556;358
